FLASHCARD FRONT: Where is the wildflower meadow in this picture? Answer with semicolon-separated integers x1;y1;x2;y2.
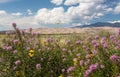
0;23;120;77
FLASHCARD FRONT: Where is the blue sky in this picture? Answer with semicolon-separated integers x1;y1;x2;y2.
0;0;120;30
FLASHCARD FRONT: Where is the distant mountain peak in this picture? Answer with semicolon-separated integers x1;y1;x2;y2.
73;22;120;28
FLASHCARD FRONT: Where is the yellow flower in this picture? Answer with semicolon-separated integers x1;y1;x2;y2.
73;58;78;66
28;52;34;57
74;61;78;66
15;71;19;76
4;67;9;72
77;56;81;59
29;50;34;53
58;74;64;77
89;54;94;58
40;38;45;46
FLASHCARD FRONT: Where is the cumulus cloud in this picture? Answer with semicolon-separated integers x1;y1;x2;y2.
0;10;7;15
35;0;112;26
27;9;33;15
1;0;119;30
51;0;63;5
114;3;120;14
0;11;40;31
11;12;23;16
64;0;105;6
35;7;71;25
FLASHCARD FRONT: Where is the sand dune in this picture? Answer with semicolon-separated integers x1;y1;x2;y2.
25;27;120;34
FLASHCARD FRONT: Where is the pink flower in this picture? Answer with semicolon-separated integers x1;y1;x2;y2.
100;64;105;69
110;55;119;62
84;63;98;77
79;60;84;66
6;46;12;50
118;29;120;35
75;40;82;45
14;60;21;66
92;50;97;54
67;66;74;73
36;64;41;69
13;40;18;44
12;23;17;28
13;50;18;54
95;35;99;39
6;31;10;35
62;48;67;52
62;69;65;72
29;28;32;32
76;53;81;57
117;76;120;77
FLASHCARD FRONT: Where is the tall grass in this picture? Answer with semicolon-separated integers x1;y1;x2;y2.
0;24;120;77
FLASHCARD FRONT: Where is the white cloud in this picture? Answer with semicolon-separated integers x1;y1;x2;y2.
51;0;63;5
109;20;120;23
64;0;105;6
64;0;79;6
0;0;118;30
35;0;113;27
11;12;23;16
0;0;18;3
0;10;7;15
0;11;41;30
35;7;71;24
27;9;33;15
114;3;120;14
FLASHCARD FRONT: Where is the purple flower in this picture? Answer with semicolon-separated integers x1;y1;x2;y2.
13;50;18;54
103;43;108;48
84;69;92;77
110;35;115;40
82;45;86;49
29;28;32;32
13;66;17;70
110;55;119;62
76;53;81;57
91;40;97;45
14;60;21;66
84;63;98;77
12;23;17;28
89;63;98;71
62;69;65;72
118;29;120;35
13;40;19;44
114;46;119;50
79;60;84;66
117;76;120;77
62;48;67;52
95;35;99;39
6;46;12;50
92;50;97;54
6;31;10;35
75;40;82;45
67;66;74;73
101;37;106;44
26;47;30;51
36;64;41;69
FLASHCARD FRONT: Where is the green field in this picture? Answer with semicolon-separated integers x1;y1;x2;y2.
0;29;120;77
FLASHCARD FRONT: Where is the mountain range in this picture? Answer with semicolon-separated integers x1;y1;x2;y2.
74;22;120;28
